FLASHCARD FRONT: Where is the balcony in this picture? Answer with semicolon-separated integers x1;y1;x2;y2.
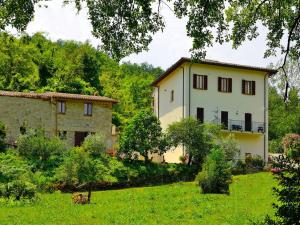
211;119;265;134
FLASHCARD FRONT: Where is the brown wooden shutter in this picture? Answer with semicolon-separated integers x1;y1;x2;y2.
218;77;221;91
204;76;208;90
197;108;204;123
242;80;245;94
228;78;232;92
252;81;256;95
193;74;197;89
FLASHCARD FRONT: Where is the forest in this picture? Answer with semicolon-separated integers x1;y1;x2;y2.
0;32;299;152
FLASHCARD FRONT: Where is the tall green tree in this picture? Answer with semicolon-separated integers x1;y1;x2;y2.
119;110;168;163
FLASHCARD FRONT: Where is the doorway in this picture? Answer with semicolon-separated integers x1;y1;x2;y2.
74;132;89;146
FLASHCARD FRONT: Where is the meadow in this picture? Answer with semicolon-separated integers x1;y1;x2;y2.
0;172;275;225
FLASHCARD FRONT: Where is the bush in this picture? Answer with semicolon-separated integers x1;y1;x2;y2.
0;121;6;152
17;130;67;171
0;180;36;200
282;133;300;160
82;133;106;157
263;156;300;225
196;148;232;194
269;139;284;153
0;152;36;201
230;160;247;175
218;134;240;161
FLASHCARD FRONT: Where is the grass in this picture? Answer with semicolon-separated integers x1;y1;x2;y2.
0;172;276;225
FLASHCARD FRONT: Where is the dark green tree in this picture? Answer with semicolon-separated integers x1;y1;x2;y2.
119;110;168;163
0;121;6;152
166;117;216;165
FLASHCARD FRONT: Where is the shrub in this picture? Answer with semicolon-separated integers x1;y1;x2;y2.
0;152;36;201
263;156;300;225
230;160;247;175
17;130;67;171
251;155;265;169
82;133;106;157
0;121;6;152
269;139;284;153
218;134;240;161
0;180;36;200
282;133;300;160
197;148;232;194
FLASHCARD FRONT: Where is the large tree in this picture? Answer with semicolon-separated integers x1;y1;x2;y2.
1;0;300;65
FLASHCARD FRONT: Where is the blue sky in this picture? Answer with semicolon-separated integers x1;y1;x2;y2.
26;1;281;70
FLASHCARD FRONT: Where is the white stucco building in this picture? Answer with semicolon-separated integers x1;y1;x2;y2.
152;58;277;163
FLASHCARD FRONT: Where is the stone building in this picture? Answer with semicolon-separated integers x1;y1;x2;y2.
0;91;117;148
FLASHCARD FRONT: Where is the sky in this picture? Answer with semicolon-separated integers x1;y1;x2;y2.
25;0;281;70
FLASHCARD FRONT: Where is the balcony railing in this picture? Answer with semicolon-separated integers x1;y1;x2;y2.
211;119;265;133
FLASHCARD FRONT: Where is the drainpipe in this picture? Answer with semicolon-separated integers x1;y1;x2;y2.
157;86;160;119
188;62;194;117
264;73;267;162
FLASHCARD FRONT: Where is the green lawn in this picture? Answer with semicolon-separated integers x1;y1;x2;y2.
0;172;276;225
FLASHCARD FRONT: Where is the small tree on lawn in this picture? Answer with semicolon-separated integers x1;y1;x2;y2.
196;147;232;194
119;110;168;163
0;121;6;152
56;148;99;204
82;133;107;157
166;117;216;165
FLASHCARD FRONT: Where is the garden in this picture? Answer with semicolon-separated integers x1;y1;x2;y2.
0;110;299;225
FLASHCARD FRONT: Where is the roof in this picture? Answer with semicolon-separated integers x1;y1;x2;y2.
0;91;118;103
151;57;277;86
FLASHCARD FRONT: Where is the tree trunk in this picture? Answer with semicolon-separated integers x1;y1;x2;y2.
87;183;92;204
144;153;149;163
187;153;192;166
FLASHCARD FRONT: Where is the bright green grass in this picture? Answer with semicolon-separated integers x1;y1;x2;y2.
0;172;275;225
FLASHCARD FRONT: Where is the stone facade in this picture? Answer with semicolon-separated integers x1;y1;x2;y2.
0;91;117;148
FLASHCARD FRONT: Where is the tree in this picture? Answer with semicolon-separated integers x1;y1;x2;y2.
264;156;300;225
0;121;6;152
166;117;216;165
196;147;232;194
56;147;103;204
82;133;106;157
2;1;300;64
119;110;168;163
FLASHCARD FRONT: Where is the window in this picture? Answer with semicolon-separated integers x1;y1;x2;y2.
84;103;92;116
245;113;252;132
196;108;204;123
58;131;67;140
170;90;174;102
218;77;232;93
242;80;256;95
57;101;66;114
193;74;208;90
221;111;228;129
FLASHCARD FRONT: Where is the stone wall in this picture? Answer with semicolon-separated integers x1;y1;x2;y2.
0;96;113;148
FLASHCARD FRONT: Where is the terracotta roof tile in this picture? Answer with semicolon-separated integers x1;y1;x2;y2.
0;91;118;103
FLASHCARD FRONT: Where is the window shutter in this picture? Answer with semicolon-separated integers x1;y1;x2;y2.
204;76;208;90
252;81;256;95
218;77;221;91
193;74;197;89
228;78;232;92
242;80;245;94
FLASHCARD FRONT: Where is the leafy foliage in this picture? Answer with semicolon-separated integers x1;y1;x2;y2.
264;156;300;225
196;148;232;194
119;110;169;162
2;1;300;62
17;130;67;171
0;32;162;127
218;134;240;161
82;133;106;157
0;152;36;201
166;117;217;165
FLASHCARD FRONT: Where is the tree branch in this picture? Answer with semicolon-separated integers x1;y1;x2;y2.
277;12;300;103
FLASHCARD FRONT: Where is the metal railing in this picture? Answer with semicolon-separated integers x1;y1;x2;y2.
211;119;265;133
